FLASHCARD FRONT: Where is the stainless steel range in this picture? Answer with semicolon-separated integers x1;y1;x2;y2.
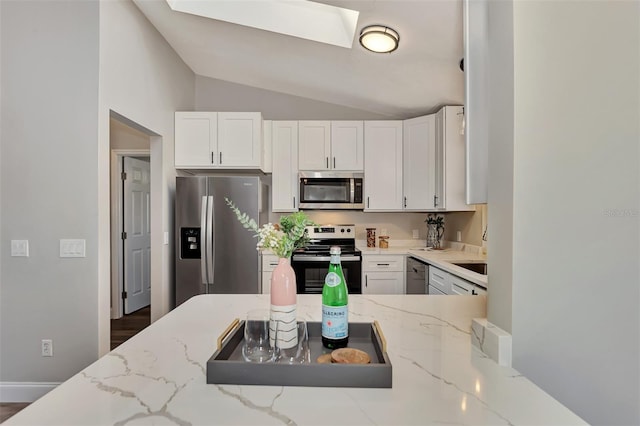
291;225;362;294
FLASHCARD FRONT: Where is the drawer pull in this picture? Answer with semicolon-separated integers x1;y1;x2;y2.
377;263;390;266
216;318;240;350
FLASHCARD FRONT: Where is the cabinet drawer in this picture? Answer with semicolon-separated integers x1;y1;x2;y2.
428;266;450;295
428;285;446;295
450;274;474;295
362;255;404;272
473;285;487;296
262;254;280;272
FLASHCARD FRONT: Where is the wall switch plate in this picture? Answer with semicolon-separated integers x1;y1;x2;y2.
11;240;29;257
412;229;419;239
42;339;53;357
60;239;86;258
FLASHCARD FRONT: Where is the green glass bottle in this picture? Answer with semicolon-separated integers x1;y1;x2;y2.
322;246;349;349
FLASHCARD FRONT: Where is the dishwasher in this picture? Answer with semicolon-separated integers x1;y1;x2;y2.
406;257;427;294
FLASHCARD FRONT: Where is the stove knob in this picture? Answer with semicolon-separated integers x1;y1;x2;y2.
341;228;345;233
347;228;351;233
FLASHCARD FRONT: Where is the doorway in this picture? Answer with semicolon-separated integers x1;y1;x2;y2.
109;117;151;334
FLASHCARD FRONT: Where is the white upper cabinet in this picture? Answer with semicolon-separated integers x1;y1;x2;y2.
432;106;475;211
271;121;299;212
174;111;262;169
217;112;262;167
175;112;217;168
364;121;403;211
403;114;436;211
298;121;330;170
298;121;364;171
330;121;364;171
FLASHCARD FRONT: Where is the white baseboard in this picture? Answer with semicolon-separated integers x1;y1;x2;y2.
0;382;60;402
471;318;512;366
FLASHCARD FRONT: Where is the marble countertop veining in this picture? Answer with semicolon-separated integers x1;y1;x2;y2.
6;295;585;426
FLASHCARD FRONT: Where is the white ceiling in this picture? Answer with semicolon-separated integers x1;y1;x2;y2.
132;0;465;118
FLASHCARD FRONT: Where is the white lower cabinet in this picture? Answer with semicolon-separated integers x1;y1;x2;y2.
428;265;485;295
362;254;405;294
261;253;280;294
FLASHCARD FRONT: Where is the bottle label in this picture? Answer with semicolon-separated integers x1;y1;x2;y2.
325;271;342;287
322;304;348;339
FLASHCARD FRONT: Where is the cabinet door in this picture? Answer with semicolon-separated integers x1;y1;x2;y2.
433;108;445;210
363;272;404;294
298;121;330;170
217;112;262;168
262;120;272;173
272;121;299;212
175;112;217;168
403;115;435;210
331;121;364;171
364;121;403;211
432;106;475;212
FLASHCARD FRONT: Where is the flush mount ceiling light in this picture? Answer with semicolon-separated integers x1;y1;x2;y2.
359;25;400;53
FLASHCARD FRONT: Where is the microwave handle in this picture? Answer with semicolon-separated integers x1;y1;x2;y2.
333;157;336;169
350;178;355;204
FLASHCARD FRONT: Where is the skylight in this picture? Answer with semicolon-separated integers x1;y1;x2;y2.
165;0;360;48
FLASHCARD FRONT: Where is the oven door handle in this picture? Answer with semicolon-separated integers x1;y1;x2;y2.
292;254;361;262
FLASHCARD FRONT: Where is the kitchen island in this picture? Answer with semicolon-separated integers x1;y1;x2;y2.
6;295;585;425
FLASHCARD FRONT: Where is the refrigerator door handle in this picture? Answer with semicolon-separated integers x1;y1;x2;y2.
200;196;209;286
207;195;215;290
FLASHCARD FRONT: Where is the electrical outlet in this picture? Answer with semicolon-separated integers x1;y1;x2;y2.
42;339;53;357
412;229;419;239
456;231;462;242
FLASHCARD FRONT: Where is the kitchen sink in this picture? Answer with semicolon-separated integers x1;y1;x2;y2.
452;262;487;275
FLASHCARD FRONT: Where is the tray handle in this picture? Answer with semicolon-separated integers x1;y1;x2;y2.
373;320;388;354
217;318;240;351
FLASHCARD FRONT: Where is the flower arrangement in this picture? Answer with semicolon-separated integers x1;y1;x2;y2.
226;198;315;259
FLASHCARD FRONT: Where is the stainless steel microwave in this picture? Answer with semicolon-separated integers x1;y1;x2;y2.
298;171;364;210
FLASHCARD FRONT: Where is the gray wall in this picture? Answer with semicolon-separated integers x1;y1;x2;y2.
1;0;100;381
196;76;392;120
488;1;639;424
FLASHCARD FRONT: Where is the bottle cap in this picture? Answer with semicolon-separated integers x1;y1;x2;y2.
330;246;341;255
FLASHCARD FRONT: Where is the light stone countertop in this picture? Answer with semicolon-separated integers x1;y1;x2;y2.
358;243;489;288
6;294;585;426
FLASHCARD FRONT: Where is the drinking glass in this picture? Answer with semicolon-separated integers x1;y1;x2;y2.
242;309;277;363
274;319;309;364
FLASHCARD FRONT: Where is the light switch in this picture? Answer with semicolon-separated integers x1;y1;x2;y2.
60;239;86;258
11;240;29;257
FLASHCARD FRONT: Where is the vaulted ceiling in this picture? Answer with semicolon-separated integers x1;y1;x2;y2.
133;0;464;118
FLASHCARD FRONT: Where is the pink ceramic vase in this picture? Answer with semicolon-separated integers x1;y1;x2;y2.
270;257;297;349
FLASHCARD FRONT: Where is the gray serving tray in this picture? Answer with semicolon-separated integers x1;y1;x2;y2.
207;321;392;388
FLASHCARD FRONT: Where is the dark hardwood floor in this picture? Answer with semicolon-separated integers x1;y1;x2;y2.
0;403;30;423
0;306;151;422
111;305;151;350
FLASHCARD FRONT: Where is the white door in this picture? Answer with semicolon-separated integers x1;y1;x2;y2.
123;157;151;314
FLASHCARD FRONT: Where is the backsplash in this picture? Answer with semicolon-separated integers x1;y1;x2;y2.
269;206;486;248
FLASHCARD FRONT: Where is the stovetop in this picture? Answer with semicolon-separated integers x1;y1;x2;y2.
297;224;359;255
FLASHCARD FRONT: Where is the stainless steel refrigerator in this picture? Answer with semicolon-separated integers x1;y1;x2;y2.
175;175;268;306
